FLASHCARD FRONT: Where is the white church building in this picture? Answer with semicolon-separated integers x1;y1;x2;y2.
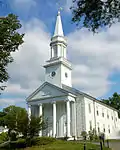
26;11;120;139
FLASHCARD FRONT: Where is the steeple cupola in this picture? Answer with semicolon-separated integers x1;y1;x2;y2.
44;11;72;87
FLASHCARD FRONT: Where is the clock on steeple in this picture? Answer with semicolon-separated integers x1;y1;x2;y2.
43;11;72;88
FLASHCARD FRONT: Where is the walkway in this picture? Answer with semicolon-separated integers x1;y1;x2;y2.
109;141;120;150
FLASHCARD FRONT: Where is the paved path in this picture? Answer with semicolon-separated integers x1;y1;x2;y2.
109;141;120;150
92;141;120;150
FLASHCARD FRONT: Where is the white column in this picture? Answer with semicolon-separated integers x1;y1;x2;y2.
38;103;42;117
51;47;52;58
38;104;42;137
72;101;76;138
52;101;56;137
66;100;71;137
28;104;31;120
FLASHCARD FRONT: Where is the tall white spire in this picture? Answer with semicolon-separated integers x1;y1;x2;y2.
44;11;72;88
53;11;64;37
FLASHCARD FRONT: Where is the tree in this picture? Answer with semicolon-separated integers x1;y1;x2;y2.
88;128;98;141
2;106;28;136
0;111;6;126
102;92;120;118
71;0;120;33
0;14;24;92
28;116;44;139
0;105;44;139
81;131;87;140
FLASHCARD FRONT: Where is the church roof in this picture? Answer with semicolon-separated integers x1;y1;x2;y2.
62;84;101;101
62;84;118;112
53;11;64;37
26;81;118;112
62;84;81;95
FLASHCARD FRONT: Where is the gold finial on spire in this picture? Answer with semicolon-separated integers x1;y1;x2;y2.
59;6;63;11
54;2;64;37
56;1;63;14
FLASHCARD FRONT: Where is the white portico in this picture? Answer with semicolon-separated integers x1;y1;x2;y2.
26;11;120;140
27;82;76;138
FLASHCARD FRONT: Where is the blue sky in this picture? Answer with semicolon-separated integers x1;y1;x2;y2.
0;0;120;110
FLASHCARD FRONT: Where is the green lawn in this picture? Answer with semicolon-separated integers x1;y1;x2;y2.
24;141;111;150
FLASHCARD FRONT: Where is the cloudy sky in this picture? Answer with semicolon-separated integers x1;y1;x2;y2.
0;0;120;110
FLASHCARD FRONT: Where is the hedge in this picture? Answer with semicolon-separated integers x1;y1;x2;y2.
0;137;57;149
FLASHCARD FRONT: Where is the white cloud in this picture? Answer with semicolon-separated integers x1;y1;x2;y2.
3;83;31;96
0;97;25;107
8;18;50;90
64;0;73;12
67;23;120;97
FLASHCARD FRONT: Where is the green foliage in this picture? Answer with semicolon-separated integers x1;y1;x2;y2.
0;105;45;140
102;92;120;118
94;134;99;141
71;0;120;33
3;105;28;133
1;106;28;140
28;116;43;138
81;131;87;140
0;142;10;149
16;108;28;138
0;132;9;144
11;139;26;149
16;139;26;148
0;14;24;92
0;112;6;126
88;130;94;141
9;130;17;141
0;139;26;149
88;129;98;141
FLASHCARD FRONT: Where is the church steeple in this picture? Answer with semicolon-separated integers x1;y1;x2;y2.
53;11;64;37
50;11;67;59
44;11;72;88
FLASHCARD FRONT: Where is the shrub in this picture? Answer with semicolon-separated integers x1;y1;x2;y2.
0;141;10;149
88;130;94;141
0;139;26;149
16;139;26;148
81;131;87;140
9;130;17;141
94;134;99;141
0;132;9;144
31;137;56;146
88;129;99;141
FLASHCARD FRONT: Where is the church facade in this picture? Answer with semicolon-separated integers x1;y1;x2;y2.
26;11;120;139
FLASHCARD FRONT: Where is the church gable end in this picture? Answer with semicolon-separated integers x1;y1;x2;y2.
26;82;68;101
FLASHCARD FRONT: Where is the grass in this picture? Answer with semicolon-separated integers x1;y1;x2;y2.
23;140;111;150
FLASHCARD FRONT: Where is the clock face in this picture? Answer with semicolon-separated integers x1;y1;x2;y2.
51;71;56;77
65;72;68;78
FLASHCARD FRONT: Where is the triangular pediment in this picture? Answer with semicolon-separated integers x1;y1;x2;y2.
26;82;69;102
